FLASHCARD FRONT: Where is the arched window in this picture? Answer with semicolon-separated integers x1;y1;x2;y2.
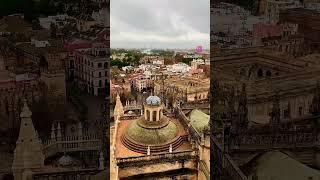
240;68;245;75
98;63;102;68
146;110;150;121
257;69;263;78
221;113;227;119
5;98;9;116
105;79;108;87
153;111;157;121
266;70;271;77
299;107;302;116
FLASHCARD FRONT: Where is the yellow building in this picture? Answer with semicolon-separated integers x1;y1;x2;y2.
154;76;209;103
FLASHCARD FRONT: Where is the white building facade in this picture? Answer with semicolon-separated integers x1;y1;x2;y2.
74;43;109;96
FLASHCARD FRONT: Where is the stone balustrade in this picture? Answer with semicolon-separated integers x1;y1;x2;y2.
212;137;248;180
181;104;210;110
32;168;103;180
123;104;142;111
42;134;100;158
199;160;210;180
175;107;202;144
116;150;196;167
233;132;316;150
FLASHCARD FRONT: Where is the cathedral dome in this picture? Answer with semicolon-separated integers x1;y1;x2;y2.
146;96;161;106
121;95;184;154
125;118;178;145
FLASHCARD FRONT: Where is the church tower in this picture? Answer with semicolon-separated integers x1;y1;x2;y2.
12;99;44;180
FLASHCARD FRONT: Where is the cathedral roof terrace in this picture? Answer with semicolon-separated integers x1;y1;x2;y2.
115;117;192;158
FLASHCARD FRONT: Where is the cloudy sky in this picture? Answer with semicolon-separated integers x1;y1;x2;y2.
111;0;210;49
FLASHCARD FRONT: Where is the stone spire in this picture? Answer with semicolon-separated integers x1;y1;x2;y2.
287;101;291;119
12;99;44;180
229;86;238;134
270;94;281;128
113;93;124;119
78;122;83;139
211;78;222;137
310;80;320;115
57;122;62;141
238;83;248;130
99;151;105;170
50;123;55;140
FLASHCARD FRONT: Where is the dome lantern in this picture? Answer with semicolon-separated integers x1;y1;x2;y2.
144;96;163;122
146;96;161;106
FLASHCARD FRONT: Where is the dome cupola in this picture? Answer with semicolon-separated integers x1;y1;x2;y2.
122;95;182;154
146;96;161;106
144;96;163;122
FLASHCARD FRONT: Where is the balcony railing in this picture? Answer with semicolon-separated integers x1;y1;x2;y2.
233;132;316;150
212;137;248;180
116;150;196;167
43;135;100;158
175;107;201;143
32;168;103;180
199;160;210;180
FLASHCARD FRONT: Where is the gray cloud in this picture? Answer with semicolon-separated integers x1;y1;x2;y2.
111;0;210;49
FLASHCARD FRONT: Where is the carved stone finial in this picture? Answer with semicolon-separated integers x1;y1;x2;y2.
57;122;62;140
310;80;320;115
270;94;281;128
147;146;151;156
20;99;32;118
51;123;56;140
99;151;105;170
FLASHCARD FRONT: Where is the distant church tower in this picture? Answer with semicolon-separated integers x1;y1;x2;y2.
12;99;44;180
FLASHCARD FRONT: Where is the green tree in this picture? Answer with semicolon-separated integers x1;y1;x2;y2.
182;58;194;65
111;60;129;68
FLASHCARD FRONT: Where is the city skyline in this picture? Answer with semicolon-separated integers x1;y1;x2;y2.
111;0;210;49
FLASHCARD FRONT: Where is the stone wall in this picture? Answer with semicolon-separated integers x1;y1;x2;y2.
118;159;198;179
